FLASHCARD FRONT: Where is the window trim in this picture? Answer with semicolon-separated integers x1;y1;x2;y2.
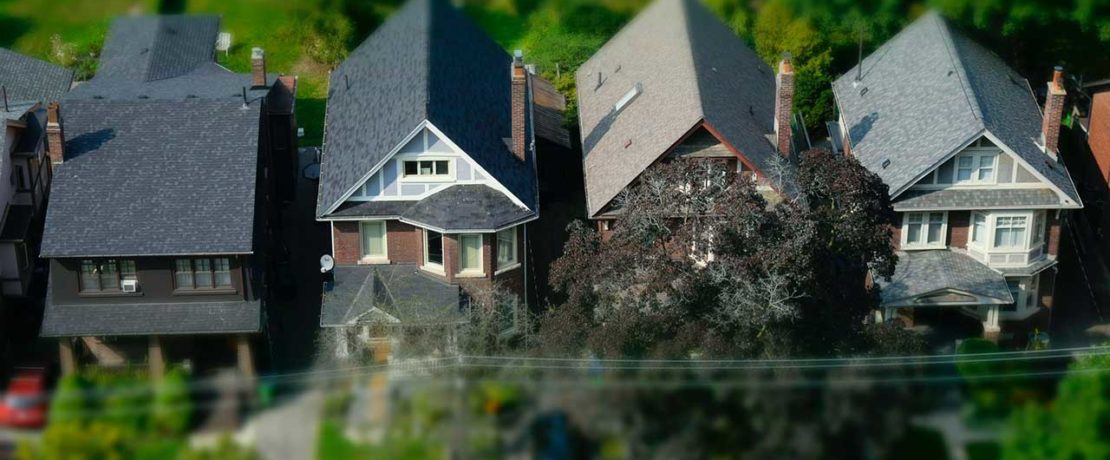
78;259;138;295
495;227;520;274
358;220;389;264
970;212;988;249
422;229;445;274
992;214;1030;250
901;211;948;250
457;233;484;277
397;157;455;183
173;257;236;293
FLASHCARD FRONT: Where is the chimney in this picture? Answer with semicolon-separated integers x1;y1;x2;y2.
46;101;65;167
1041;65;1066;159
251;48;267;88
510;49;527;162
774;53;795;157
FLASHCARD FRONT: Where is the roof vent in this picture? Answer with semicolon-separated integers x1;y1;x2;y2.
881;158;891;169
137;95;149;99
613;82;642;113
615;64;622;74
859;87;869;97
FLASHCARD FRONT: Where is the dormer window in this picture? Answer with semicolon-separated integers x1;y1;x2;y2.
403;160;450;179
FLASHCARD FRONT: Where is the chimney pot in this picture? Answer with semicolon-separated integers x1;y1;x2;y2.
510;50;527;162
251;47;267;88
46;101;65;167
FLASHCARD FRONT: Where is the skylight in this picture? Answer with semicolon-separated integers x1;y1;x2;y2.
613;82;643;113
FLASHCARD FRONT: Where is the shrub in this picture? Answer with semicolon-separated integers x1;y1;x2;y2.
47;374;88;425
178;437;262;460
152;368;192;435
16;421;135;460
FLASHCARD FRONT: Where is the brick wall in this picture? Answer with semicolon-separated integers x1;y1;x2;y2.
948;211;969;248
387;221;422;264
332;221;361;264
1046;212;1062;257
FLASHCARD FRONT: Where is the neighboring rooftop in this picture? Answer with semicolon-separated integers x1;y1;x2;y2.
0;48;74;103
42;287;261;336
876;250;1013;306
317;0;537;218
320;264;464;327
40;98;261;258
576;0;783;217
833;11;1080;207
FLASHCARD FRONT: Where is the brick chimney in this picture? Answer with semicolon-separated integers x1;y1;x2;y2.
510;49;527;162
251;48;267;88
1042;65;1066;159
46;101;65;166
774;53;795;157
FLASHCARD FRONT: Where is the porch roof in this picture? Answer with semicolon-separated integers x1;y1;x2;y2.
876;250;1013;307
320;264;465;327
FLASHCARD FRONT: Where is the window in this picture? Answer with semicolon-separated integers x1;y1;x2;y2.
497;228;518;269
174;257;234;290
956;157;974;182
950;153;997;184
359;221;387;261
458;234;483;273
425;230;444;267
993;216;1028;249
78;259;136;292
904;212;946;248
1032;212;1046;245
971;213;987;245
977;155;994;181
402;160;450;178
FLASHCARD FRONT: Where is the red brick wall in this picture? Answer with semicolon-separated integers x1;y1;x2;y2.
1046;212;1062;257
387;221;422;264
1089;92;1110;184
332;221;361;265
948;211;969;249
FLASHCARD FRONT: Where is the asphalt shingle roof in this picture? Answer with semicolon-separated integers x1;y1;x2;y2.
40;98;261;257
893;188;1063;210
576;0;785;217
833;12;1080;207
42;290;261;336
317;0;537;218
876;250;1013;306
0;48;73;103
321;264;463;327
327;185;533;231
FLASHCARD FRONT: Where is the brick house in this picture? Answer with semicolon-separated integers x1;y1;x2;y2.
832;12;1082;344
575;0;801;237
38;16;297;377
0;49;73;298
315;0;560;358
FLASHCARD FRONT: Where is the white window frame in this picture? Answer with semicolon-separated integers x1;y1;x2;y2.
954;151;997;185
970;212;988;249
422;229;445;274
495;227;520;274
398;157;455;182
992;214;1030;250
901;211;948;250
457;233;484;277
358;221;389;263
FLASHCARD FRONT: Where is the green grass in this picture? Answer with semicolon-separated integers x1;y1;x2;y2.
317;420;372;460
0;0;156;59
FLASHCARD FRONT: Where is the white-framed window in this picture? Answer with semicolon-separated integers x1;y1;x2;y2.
401;159;451;180
496;228;518;270
903;212;947;249
993;216;1028;249
971;212;987;247
1032;212;1046;245
359;221;387;262
954;153;996;184
424;230;444;268
458;234;483;274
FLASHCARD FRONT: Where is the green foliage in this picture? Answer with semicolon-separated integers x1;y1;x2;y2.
178;437;261;460
883;426;951;460
1002;351;1110;460
152;368;192;435
17;422;137;460
95;373;152;431
47;374;88;425
752;0;836;129
303;1;354;67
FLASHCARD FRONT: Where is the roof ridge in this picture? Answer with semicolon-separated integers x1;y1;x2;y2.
931;12;984;124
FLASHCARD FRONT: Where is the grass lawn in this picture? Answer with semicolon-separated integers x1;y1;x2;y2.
0;0;157;59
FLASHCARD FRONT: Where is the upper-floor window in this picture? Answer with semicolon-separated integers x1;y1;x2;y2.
903;212;947;249
993;216;1028;249
174;258;233;291
402;160;450;179
971;213;987;245
496;228;518;270
79;259;136;293
954;153;996;184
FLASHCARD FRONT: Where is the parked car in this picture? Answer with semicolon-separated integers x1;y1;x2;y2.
0;367;48;428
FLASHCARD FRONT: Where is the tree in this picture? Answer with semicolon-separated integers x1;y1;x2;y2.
47;374;88;425
540;149;907;359
151;368;192;435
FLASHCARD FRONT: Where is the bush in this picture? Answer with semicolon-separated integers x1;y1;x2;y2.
47;375;88;425
16;422;135;460
152;368;192;435
178;437;262;460
98;374;152;431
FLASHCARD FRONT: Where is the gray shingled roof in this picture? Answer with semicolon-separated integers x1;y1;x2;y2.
876;250;1013;306
321;264;463;327
67;16;276;101
328;185;533;231
833;12;1080;207
0;48;73;103
317;0;537;218
576;0;784;217
893;188;1063;210
40;98;261;257
42;293;261;336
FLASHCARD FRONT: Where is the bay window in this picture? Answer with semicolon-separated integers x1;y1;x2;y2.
425;230;444;267
496;227;518;270
971;213;987;246
993;216;1028;249
903;212;947;249
458;234;483;274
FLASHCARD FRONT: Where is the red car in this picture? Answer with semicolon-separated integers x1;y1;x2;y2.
0;368;48;428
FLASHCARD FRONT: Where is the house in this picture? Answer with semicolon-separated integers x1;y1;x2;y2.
316;0;559;358
832;12;1082;344
0;49;74;297
575;0;800;236
38;16;297;377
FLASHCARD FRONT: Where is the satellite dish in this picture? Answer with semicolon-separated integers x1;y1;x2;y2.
320;254;335;273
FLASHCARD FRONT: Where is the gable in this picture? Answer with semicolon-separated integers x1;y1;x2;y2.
339;124;520;207
907;136;1058;192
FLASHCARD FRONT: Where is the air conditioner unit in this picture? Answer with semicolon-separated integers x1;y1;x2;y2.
121;279;139;293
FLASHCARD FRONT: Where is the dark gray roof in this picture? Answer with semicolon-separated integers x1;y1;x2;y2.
0;102;40;162
833;12;1080;207
40;98;261;257
321;264;463;327
0;48;74;103
995;257;1056;277
876;250;1013;306
67;16;276;101
328;185;533;231
42;295;261;337
317;0;537;218
576;0;785;217
893;188;1063;210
